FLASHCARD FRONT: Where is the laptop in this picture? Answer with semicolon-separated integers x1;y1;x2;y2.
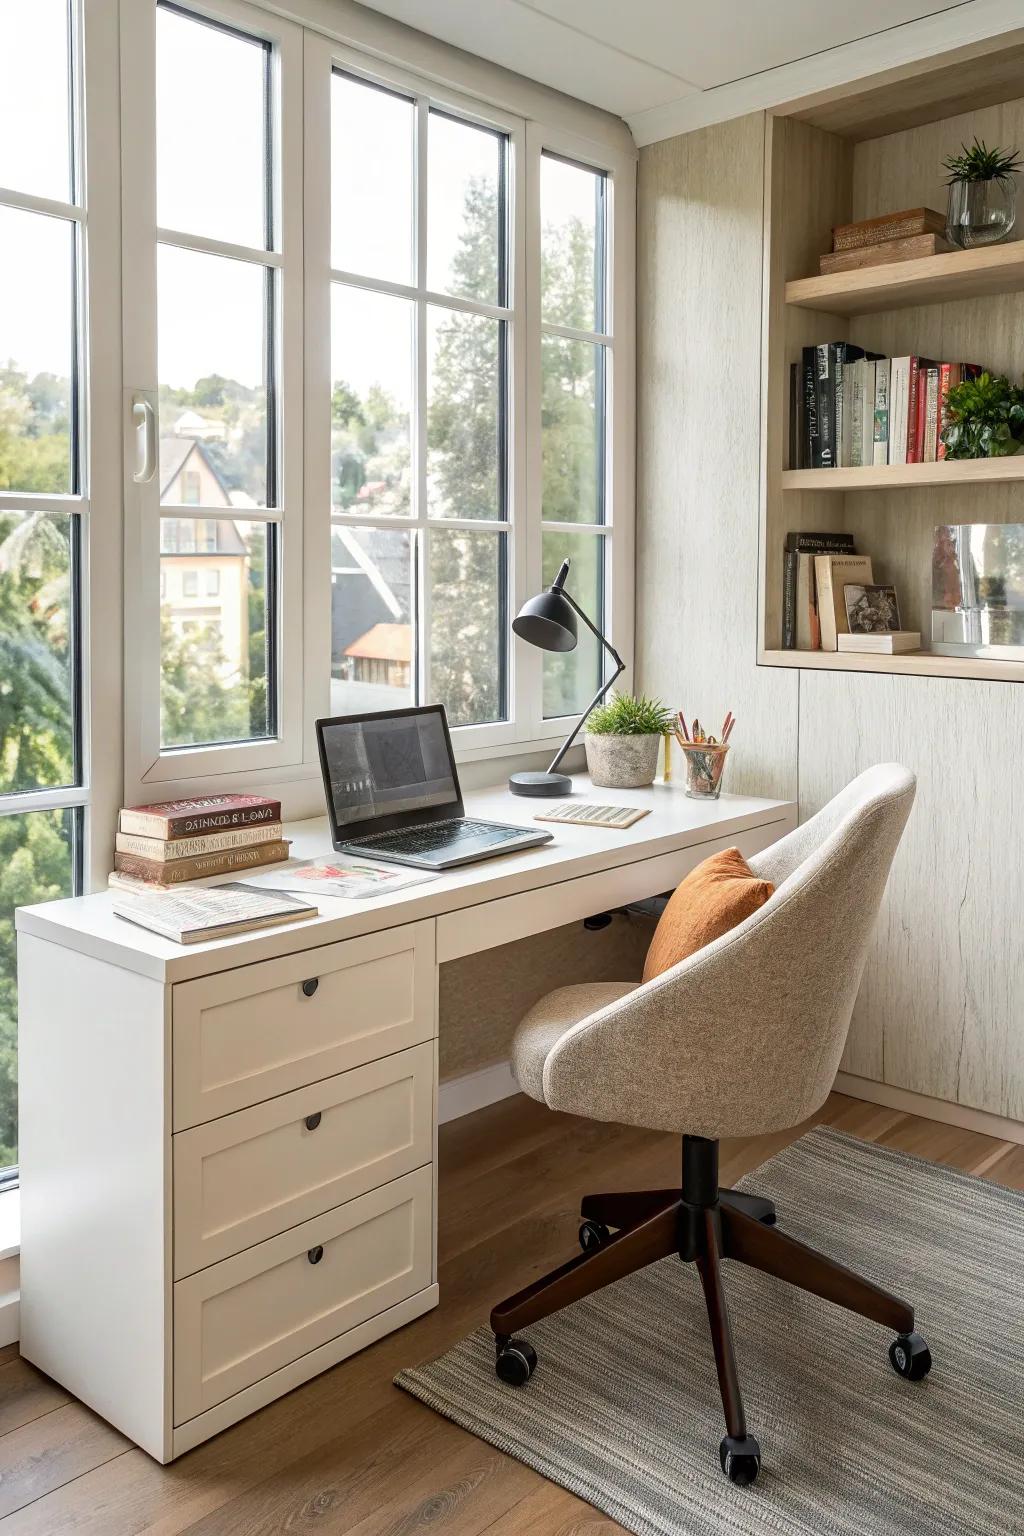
316;705;554;870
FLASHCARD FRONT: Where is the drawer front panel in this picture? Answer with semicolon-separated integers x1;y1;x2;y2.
172;921;435;1129
173;1041;435;1278
173;1166;433;1423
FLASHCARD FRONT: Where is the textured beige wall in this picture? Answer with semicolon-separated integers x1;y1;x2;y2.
636;112;799;803
438;913;653;1081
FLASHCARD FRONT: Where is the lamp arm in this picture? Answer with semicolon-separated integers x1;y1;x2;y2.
546;591;625;776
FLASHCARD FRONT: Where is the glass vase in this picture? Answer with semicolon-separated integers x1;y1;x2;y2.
680;741;729;800
945;177;1016;249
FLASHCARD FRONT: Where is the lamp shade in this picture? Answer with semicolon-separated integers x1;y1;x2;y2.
512;588;578;653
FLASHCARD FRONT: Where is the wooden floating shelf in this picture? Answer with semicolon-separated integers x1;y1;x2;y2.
760;649;1024;684
785;240;1024;316
781;456;1024;492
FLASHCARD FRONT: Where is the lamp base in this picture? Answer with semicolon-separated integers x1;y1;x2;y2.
508;770;573;798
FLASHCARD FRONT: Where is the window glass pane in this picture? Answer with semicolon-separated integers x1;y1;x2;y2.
0;511;75;793
158;245;269;508
427;308;502;521
0;206;74;495
332;74;413;285
331;286;413;517
541;334;604;524
157;5;269;249
542;532;604;719
427;113;503;305
0;0;72;202
429;529;506;727
541;155;605;332
160;518;273;747
331;525;413;714
0;806;76;1169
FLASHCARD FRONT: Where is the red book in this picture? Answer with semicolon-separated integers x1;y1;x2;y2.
912;363;931;464
119;794;282;839
906;359;922;463
936;363;960;461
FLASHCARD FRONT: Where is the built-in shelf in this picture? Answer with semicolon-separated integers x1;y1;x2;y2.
782;456;1024;492
785;241;1024;316
760;649;1024;684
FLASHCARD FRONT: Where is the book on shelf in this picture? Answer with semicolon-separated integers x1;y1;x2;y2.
111;883;317;945
112;837;290;887
831;206;945;252
819;231;951;274
838;631;921;654
781;531;855;650
873;359;890;466
119;794;281;839
814;554;874;652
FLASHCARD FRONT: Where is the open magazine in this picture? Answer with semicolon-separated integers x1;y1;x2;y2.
239;857;439;900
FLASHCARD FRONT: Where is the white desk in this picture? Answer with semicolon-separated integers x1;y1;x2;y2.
15;775;795;1461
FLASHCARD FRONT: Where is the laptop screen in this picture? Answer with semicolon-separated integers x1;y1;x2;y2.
318;708;460;831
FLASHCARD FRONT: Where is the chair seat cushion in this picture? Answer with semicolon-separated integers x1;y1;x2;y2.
512;982;640;1103
642;846;775;982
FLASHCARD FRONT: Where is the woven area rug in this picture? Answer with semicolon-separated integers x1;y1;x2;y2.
396;1126;1024;1535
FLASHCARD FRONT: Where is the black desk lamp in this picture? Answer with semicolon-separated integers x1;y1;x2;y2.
509;558;625;797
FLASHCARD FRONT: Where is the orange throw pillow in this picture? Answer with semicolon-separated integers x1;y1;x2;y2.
642;846;774;982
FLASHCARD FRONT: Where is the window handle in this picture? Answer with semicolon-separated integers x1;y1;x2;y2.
132;395;157;483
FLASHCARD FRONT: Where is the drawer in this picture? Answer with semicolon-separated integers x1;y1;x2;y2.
173;1165;433;1423
173;1041;435;1278
172;920;435;1129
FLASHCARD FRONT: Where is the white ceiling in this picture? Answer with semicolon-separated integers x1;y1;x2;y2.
352;0;966;125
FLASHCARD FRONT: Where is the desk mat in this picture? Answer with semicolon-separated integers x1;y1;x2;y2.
396;1126;1024;1535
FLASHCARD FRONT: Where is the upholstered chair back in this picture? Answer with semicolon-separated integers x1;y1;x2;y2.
540;764;916;1140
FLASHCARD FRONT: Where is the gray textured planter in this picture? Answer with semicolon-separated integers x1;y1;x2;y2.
584;732;662;788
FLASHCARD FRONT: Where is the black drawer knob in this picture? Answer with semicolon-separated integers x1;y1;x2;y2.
308;1244;324;1265
304;1112;322;1131
301;977;319;997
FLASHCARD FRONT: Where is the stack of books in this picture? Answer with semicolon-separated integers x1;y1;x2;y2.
111;794;287;890
781;530;919;655
819;206;950;275
790;346;983;469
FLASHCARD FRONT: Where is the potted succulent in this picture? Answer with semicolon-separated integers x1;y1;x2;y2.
940;371;1024;458
584;692;673;789
943;137;1021;248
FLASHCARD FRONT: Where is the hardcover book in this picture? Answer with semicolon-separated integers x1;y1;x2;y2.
838;631;921;654
815;554;874;651
111;884;317;945
831;206;945;252
873;359;890;466
114;822;283;861
781;532;856;649
119;794;282;839
819;231;952;273
112;838;290;886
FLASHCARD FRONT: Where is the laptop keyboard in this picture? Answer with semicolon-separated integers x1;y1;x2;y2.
348;818;528;856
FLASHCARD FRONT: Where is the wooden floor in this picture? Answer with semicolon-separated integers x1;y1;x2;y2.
1;1090;1022;1534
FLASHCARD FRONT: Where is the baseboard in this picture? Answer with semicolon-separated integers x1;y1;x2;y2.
438;1061;519;1124
834;1072;1024;1147
0;1289;19;1348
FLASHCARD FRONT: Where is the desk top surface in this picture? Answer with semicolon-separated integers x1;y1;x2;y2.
16;776;795;983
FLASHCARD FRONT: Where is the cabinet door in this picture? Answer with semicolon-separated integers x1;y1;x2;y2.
172;920;436;1128
173;1166;433;1422
173;1042;434;1276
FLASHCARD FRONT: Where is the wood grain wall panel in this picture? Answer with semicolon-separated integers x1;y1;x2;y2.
798;668;1024;1121
636;113;799;800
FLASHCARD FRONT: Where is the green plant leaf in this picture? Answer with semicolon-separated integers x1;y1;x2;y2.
586;692;673;736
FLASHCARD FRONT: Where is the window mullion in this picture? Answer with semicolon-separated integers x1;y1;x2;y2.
414;96;429;706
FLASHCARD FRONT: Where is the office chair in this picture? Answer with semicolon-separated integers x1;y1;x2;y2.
490;764;925;1487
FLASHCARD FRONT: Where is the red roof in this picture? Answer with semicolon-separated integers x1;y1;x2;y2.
343;623;412;663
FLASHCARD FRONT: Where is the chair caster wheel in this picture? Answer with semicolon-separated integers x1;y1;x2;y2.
495;1337;537;1386
889;1331;931;1381
719;1434;761;1486
579;1219;610;1253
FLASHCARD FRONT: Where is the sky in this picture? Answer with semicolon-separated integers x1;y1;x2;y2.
0;1;601;404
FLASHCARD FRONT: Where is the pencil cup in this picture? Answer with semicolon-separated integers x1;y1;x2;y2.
680;742;729;800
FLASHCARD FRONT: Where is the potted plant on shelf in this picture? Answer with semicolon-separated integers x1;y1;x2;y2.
584;693;673;789
941;371;1024;458
943;137;1021;248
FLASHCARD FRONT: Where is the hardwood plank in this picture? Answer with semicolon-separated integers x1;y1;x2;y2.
2;1091;1015;1536
0;1358;70;1437
0;1402;128;1519
761;649;1024;685
786;241;1024;316
782;457;1024;492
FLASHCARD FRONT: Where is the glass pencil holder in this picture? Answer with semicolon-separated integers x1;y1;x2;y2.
680;741;729;800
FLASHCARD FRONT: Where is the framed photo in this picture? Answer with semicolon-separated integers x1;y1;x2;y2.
844;583;901;634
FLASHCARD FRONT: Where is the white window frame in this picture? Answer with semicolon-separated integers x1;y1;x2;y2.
120;0;305;798
117;0;635;807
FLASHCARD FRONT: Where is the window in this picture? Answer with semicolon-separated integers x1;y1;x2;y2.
180;468;201;505
182;570;198;597
206;569;220;597
327;76;512;730
0;0;85;1174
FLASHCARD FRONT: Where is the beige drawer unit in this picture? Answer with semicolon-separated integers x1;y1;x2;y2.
174;1165;433;1423
172;920;436;1129
172;1041;435;1277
